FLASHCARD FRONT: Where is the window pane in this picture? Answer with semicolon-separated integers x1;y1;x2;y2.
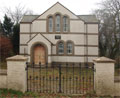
58;42;64;54
67;42;72;54
56;14;61;32
48;16;53;32
63;16;68;32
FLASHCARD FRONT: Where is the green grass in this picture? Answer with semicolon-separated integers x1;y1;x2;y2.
0;88;113;98
0;88;23;97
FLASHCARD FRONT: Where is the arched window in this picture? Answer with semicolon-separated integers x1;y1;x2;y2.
63;16;69;32
48;16;53;32
66;42;73;54
58;42;64;54
55;14;61;32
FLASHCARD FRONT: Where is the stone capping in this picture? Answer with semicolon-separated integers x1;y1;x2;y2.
6;55;28;61
93;56;115;63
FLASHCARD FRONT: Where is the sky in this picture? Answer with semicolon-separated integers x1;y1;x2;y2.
0;0;102;22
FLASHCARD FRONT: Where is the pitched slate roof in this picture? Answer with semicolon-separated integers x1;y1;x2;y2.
78;15;99;23
20;15;39;23
20;15;98;23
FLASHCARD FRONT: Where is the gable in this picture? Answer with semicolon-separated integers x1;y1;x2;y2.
27;34;51;55
27;33;52;44
36;2;80;20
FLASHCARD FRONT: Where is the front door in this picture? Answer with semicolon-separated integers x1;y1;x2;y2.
34;44;45;65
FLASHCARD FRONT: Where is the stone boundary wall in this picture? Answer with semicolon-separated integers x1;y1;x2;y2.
0;55;119;96
94;57;120;96
0;55;27;92
114;82;120;96
0;69;7;88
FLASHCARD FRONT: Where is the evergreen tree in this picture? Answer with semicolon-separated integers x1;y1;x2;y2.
12;23;20;54
3;14;14;37
0;21;4;34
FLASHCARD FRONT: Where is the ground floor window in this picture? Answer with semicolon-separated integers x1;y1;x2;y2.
58;42;64;54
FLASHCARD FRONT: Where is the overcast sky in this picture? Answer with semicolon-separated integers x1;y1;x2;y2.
0;0;102;22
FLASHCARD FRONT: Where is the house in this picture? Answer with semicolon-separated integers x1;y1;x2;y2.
20;2;99;65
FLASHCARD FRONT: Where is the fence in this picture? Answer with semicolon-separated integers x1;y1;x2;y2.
26;62;94;94
0;55;120;96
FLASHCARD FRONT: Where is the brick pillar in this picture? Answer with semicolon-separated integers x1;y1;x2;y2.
93;57;115;96
6;55;28;92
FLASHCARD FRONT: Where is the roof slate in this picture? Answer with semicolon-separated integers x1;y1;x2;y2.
20;15;98;23
20;15;39;23
78;15;99;23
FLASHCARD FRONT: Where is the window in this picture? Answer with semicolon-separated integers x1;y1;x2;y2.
48;16;53;32
55;14;61;32
58;42;64;54
47;14;70;33
63;16;69;32
67;42;73;54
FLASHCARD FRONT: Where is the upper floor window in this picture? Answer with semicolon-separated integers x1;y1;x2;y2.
67;42;73;54
47;13;70;33
58;42;64;54
63;16;69;32
48;16;53;32
55;14;61;32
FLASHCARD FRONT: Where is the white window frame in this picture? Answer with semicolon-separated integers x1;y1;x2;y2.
67;42;73;54
48;16;53;32
58;42;64;54
55;14;61;32
63;16;68;32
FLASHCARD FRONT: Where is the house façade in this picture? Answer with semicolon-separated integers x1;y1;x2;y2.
20;2;99;65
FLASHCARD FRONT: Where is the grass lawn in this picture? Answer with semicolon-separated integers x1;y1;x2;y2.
0;88;113;98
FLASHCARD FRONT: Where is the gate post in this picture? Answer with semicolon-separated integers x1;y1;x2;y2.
6;55;28;93
93;57;115;96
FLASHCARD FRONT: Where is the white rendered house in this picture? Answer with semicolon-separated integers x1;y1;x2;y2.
20;2;99;65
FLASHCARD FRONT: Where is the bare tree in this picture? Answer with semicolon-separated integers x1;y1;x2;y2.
94;0;120;60
3;4;33;24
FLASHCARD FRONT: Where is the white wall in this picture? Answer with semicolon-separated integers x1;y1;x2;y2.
70;20;84;32
88;57;98;62
20;24;30;32
51;56;84;62
32;20;46;32
88;47;98;55
52;46;56;54
20;46;28;54
43;34;85;45
75;46;85;55
20;34;30;44
87;24;98;33
38;3;79;19
88;35;98;45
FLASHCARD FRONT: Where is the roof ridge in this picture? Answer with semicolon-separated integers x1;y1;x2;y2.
24;15;39;16
77;14;95;16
